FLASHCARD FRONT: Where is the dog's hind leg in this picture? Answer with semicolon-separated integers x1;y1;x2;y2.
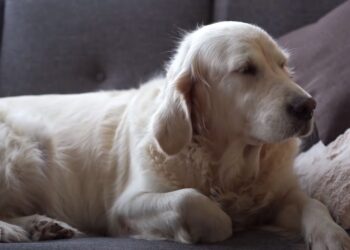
5;214;83;241
0;220;29;242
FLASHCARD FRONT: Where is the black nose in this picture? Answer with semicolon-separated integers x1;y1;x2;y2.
287;96;317;121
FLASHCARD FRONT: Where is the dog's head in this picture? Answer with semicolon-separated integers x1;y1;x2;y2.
152;21;316;155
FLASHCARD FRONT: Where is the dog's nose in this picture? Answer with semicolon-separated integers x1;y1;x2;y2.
287;96;316;121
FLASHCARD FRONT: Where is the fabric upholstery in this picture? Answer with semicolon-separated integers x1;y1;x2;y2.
0;0;211;95
0;231;304;250
0;0;4;45
278;0;350;144
213;0;346;37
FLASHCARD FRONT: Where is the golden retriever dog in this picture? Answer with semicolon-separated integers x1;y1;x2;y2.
0;21;349;249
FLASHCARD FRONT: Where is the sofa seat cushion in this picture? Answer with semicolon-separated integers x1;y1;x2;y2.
0;231;305;250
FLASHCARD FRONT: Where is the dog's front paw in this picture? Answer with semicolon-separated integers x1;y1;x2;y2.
175;188;232;243
307;223;350;250
0;221;29;242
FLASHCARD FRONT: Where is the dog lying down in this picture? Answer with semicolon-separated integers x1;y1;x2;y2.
0;21;348;249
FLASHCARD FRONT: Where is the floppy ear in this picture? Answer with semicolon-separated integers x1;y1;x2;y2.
152;71;193;155
152;32;211;155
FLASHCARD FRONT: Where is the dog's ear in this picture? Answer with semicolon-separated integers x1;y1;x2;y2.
152;33;211;155
152;70;193;155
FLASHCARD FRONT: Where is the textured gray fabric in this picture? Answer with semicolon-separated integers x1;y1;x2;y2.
214;0;346;37
0;0;211;95
0;231;305;250
278;0;350;144
0;0;4;46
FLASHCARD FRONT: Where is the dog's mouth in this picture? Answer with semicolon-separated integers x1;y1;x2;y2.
271;117;314;142
249;111;315;144
298;120;314;137
293;118;314;138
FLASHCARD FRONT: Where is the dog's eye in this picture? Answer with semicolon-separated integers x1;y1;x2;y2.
279;62;286;68
239;63;257;75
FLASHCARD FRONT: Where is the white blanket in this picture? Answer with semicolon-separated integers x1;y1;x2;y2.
295;129;350;229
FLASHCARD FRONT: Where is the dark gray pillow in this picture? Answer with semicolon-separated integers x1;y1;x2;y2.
278;0;350;144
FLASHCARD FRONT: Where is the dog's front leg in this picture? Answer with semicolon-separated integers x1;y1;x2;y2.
109;188;232;243
274;188;350;250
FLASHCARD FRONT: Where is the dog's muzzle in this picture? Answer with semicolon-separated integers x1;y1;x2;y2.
286;96;317;121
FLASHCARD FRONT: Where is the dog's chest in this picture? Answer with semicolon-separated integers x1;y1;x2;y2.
208;176;276;230
148;143;278;230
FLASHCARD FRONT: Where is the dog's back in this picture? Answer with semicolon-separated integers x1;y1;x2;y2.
0;90;137;234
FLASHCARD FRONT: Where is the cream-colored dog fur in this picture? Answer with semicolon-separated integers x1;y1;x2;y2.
0;21;349;249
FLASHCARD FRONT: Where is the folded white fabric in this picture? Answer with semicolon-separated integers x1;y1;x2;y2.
295;128;350;229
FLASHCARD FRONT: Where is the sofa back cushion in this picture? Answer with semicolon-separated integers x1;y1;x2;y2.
278;0;350;144
0;0;211;95
0;0;346;96
213;0;345;37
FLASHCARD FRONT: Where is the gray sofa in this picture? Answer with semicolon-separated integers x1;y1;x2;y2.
0;0;347;249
